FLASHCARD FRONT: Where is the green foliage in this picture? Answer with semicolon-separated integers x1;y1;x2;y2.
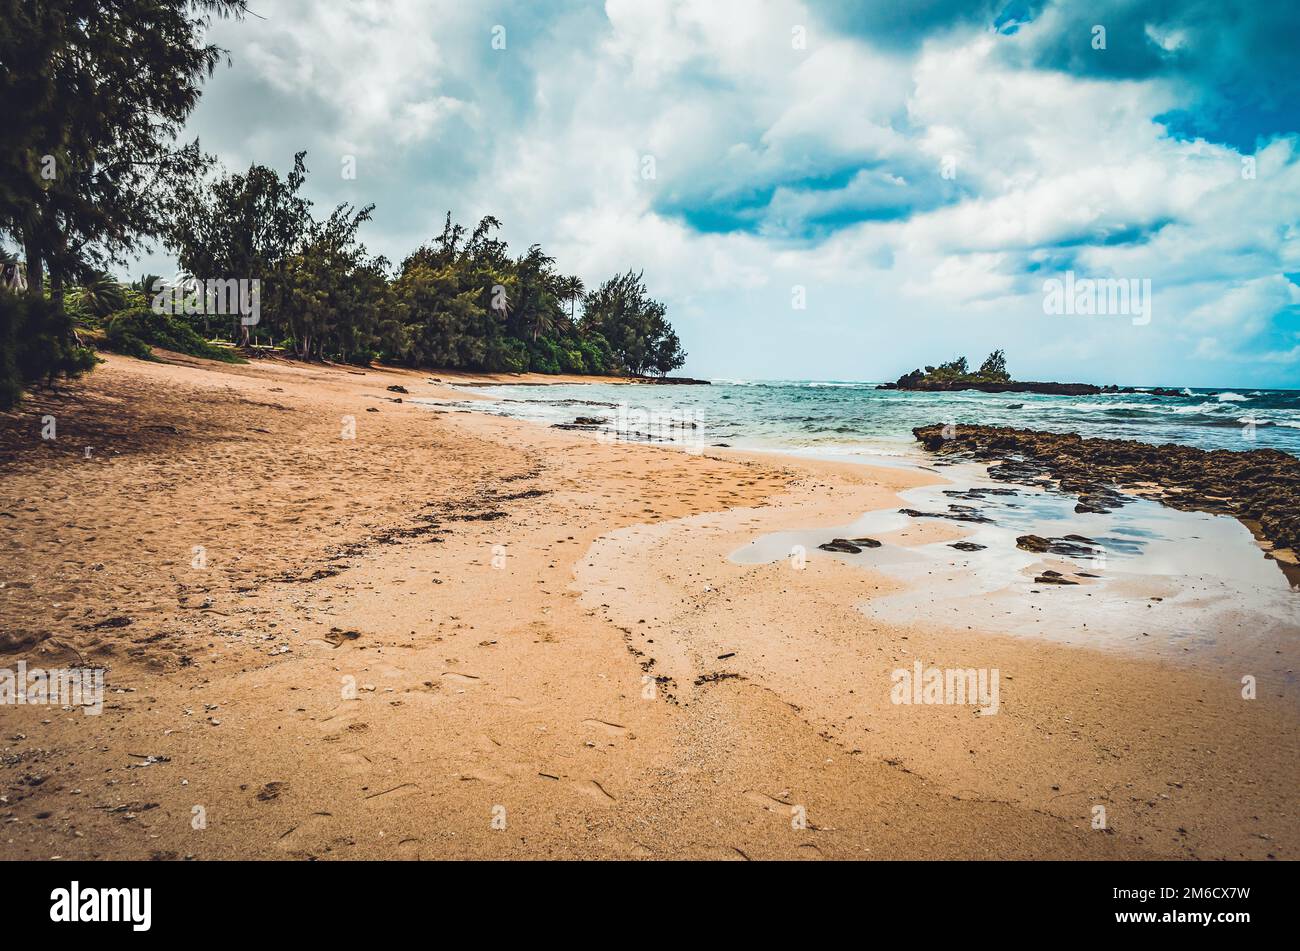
381;213;675;376
0;1;247;291
281;201;385;361
577;334;614;375
977;349;1010;382
67;271;127;319
580;271;686;376
1;0;682;391
0;293;96;410
165;158;675;377
103;306;244;364
0;3;688;404
0;0;246;404
928;356;969;380
905;351;1014;386
170;151;312;344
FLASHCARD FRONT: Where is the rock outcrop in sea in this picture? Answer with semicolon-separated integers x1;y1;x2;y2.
879;369;1101;395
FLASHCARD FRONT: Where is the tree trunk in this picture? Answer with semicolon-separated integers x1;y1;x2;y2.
22;226;43;300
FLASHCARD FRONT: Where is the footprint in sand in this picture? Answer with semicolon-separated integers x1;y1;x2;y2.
499;696;542;714
581;718;627;736
316;706;360;736
744;790;795;814
396;838;422;860
336;750;374;775
572;779;616;805
275;812;335;852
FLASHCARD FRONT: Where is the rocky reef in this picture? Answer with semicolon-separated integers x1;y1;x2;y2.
912;423;1300;568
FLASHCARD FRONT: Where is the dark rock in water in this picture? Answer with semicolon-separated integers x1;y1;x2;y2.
819;538;863;554
912;422;1300;569
900;507;993;524
817;537;881;554
949;541;987;551
552;416;608;430
1074;486;1130;514
986;459;1051;484
1034;573;1080;585
1017;534;1051;553
1075;571;1101;578
1007;403;1024;409
1017;534;1098;557
387;384;409;394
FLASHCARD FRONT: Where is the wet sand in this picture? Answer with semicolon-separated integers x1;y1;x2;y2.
0;353;1295;859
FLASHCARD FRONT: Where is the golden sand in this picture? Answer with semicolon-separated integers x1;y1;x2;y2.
0;353;1294;859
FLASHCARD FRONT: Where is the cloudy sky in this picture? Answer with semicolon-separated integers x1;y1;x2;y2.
139;0;1300;387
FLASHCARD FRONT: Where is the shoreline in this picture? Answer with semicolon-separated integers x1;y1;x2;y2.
0;353;1296;859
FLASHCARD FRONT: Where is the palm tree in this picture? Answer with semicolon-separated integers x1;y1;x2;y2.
557;274;584;325
529;307;556;342
134;273;164;296
76;271;127;318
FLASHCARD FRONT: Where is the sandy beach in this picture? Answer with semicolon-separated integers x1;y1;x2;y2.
1;353;1295;861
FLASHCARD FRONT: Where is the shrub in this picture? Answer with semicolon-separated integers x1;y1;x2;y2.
0;293;98;410
577;335;614;375
103;307;245;364
483;337;528;373
526;337;562;374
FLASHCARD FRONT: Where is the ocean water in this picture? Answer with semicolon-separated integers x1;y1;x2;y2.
446;380;1300;459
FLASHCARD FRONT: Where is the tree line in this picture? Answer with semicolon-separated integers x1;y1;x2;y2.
0;1;685;409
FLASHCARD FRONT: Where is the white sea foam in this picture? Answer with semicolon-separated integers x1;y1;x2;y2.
1069;401;1155;411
